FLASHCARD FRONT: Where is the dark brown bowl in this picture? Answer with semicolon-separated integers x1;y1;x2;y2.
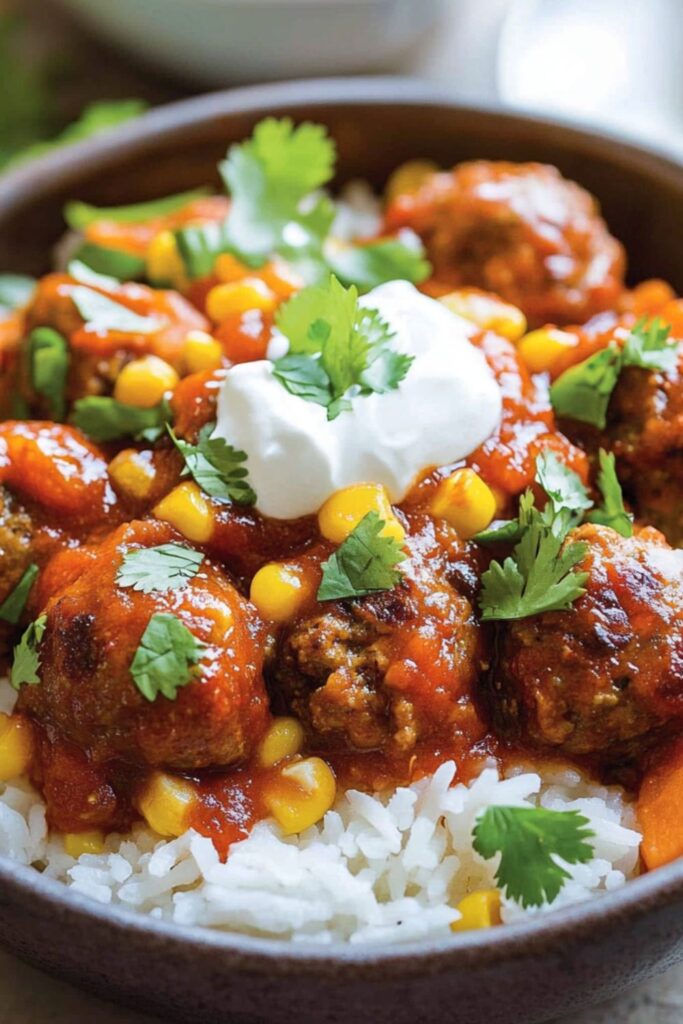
1;78;683;1024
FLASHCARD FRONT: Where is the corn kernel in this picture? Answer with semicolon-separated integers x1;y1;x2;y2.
182;330;223;374
206;279;276;323
385;159;438;202
517;327;577;374
318;483;405;546
137;771;197;837
440;289;527;343
430;469;496;539
146;230;188;290
257;717;305;768
250;562;312;623
154;481;214;543
64;830;106;858
108;448;156;501
257;259;304;300
214;252;250;283
263;757;336;836
450;889;502;932
0;713;33;781
114;355;179;409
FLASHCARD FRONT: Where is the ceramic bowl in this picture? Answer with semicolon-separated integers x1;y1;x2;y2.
1;78;683;1024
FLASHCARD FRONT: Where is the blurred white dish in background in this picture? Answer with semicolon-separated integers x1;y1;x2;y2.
57;0;446;84
499;0;683;159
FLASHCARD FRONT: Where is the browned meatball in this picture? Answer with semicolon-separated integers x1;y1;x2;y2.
490;523;683;761
272;518;487;755
19;519;271;770
385;161;625;327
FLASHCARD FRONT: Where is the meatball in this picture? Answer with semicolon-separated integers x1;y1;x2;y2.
490;523;683;760
385;161;625;327
272;518;486;754
19;520;270;770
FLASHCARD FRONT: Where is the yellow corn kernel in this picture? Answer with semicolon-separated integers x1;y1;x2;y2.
318;483;405;546
182;330;223;374
257;717;305;768
146;229;188;290
0;713;33;781
385;159;438;202
257;259;304;300
250;562;313;623
430;469;497;539
517;327;577;374
440;290;527;343
206;278;276;323
64;830;106;858
214;252;250;283
154;481;214;543
450;889;502;932
114;355;179;409
108;448;156;501
137;771;197;838
263;757;336;836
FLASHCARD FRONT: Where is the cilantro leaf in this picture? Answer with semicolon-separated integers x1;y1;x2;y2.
69;242;147;282
274;275;413;420
70;285;163;335
0;274;35;315
475;491;536;546
586;449;633;537
169;424;256;505
10;614;47;690
0;564;39;625
28;327;69;421
116;544;204;595
130;613;205;702
622;316;678;373
318;511;406;601
64;188;211;231
535;450;592;518
472;805;595;908
326;235;430;293
72;396;171;443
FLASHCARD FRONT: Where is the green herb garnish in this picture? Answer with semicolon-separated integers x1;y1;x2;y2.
0;564;39;625
64;188;210;231
586;449;633;537
10;614;47;689
67;260;120;291
318;511;406;601
130;613;205;702
472;805;595;908
72;396;171;443
327;236;430;292
169;423;256;505
69;242;146;283
70;285;162;335
28;327;69;421
116;544;204;595
0;274;35;315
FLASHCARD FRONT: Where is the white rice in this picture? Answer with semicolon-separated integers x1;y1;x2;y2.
0;669;641;944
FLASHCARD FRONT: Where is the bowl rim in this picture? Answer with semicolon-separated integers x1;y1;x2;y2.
1;75;683;975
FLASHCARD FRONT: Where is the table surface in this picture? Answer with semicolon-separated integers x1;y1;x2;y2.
1;0;682;1020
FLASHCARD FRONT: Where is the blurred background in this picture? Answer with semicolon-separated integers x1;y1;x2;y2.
2;0;683;176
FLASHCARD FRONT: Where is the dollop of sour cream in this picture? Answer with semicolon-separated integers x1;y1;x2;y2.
213;281;503;519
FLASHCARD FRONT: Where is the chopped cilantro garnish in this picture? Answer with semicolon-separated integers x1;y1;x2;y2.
10;614;47;690
586;449;633;537
70;285;163;335
318;511;406;601
535;449;592;518
472;805;595;908
28;327;69;421
116;544;204;595
72;396;171;443
551;318;677;429
169;423;256;505
0;274;35;315
64;188;211;231
326;235;430;292
130;613;205;702
274;275;413;420
0;564;39;625
69;242;146;282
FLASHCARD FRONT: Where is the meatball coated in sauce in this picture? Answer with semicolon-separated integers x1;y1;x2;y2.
490;524;683;761
272;517;487;755
19;520;271;771
386;161;625;327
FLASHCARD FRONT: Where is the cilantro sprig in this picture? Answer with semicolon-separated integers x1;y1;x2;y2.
472;805;595;908
130;613;205;702
72;396;171;443
586;450;633;537
116;544;204;595
28;327;69;421
274;275;414;420
551;318;677;429
169;423;256;505
318;511;406;601
10;614;47;690
0;564;39;625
